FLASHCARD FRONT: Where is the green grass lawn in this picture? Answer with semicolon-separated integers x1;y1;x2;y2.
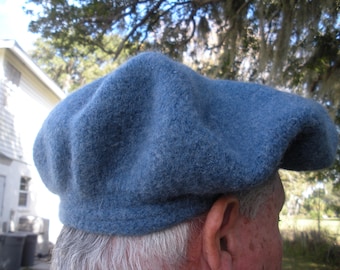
283;256;340;270
280;218;340;243
281;218;340;270
282;256;340;270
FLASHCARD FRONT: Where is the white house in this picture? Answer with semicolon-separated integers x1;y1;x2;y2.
0;39;65;246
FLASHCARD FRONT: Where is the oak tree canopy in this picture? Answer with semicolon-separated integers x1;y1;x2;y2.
25;1;339;101
26;0;340;203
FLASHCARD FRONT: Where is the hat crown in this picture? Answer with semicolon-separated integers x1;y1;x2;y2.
33;52;338;235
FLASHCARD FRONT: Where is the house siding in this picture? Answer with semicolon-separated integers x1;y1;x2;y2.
0;49;59;164
0;81;24;161
0;42;64;244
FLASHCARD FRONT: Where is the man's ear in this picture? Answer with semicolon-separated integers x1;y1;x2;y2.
202;195;240;270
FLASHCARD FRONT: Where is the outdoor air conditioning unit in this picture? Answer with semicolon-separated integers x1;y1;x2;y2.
17;216;50;256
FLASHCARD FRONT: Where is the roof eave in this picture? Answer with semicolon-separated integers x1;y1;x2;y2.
0;39;66;100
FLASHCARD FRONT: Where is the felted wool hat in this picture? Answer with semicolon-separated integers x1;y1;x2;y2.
33;52;338;236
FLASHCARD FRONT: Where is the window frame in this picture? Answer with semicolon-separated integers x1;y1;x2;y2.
18;176;31;208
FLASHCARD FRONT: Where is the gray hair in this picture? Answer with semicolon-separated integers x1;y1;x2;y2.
51;217;205;270
237;172;279;218
51;173;279;270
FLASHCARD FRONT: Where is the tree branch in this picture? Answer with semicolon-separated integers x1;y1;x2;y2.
113;0;166;59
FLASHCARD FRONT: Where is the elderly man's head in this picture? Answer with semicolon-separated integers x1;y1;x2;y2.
51;173;284;269
33;53;337;270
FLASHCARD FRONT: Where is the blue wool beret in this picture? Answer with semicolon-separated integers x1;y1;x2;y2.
33;52;338;236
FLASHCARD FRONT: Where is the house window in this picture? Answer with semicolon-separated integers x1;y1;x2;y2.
4;61;21;86
18;176;30;207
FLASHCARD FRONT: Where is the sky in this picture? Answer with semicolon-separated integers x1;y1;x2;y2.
0;0;38;51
